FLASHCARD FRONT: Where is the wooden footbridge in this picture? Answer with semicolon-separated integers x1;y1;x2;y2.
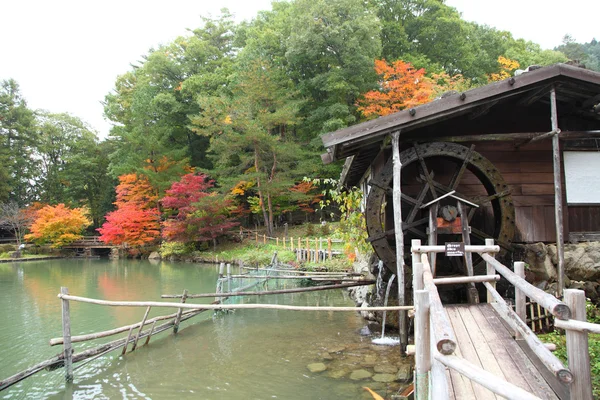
410;239;599;400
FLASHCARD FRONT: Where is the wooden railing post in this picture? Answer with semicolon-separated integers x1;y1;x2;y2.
60;287;73;383
290;237;294;252
485;238;496;304
413;262;424;291
412;239;421;266
514;261;526;339
255;231;258;244
564;289;593;400
415;290;431;400
263;234;266;244
327;238;332;260
131;306;151;351
226;263;232;293
173;289;188;333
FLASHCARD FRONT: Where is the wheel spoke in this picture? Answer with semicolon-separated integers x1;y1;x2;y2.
404;172;434;225
414;144;437;199
449;144;476;190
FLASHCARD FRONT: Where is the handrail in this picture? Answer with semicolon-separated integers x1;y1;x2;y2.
555;318;600;334
421;253;457;355
434;352;542;400
483;281;573;384
481;253;571;320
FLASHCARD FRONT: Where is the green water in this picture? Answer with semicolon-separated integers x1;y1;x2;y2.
0;259;406;399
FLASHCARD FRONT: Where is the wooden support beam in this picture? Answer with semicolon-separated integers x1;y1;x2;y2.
392;131;408;352
173;289;188;334
432;274;500;285
564;289;593;400
414;290;430;400
131;306;151;351
60;287;73;383
550;88;565;298
458;202;478;304
515;261;527;339
485;239;496;304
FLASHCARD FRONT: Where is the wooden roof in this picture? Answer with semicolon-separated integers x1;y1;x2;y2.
320;64;600;187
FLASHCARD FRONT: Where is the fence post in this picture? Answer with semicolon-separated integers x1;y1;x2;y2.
415;289;431;400
328;238;332;260
314;238;319;262
564;289;593;400
131;306;151;351
291;237;294;252
60;287;73;383
514;261;526;339
411;239;421;266
276;237;279;247
283;237;286;250
263;234;266;245
486;238;496;304
255;231;258;244
227;263;232;293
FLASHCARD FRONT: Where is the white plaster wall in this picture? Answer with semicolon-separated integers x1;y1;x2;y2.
564;151;600;204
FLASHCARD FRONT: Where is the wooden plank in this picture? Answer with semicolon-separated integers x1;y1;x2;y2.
532;206;547;242
478;304;562;400
513;195;555;206
516;207;534;242
446;306;496;400
468;305;534;394
60;287;73;383
522;184;555;195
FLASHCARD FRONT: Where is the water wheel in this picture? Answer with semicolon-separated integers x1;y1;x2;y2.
365;142;515;274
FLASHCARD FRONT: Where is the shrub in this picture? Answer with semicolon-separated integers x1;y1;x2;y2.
159;242;193;258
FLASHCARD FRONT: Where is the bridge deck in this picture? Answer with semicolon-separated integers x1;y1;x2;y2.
444;304;559;400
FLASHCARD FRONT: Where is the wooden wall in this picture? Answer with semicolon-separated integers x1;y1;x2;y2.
472;141;561;243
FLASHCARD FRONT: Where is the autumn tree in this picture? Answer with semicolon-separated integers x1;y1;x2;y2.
24;204;91;248
97;174;160;247
161;173;239;250
0;202;32;247
357;59;434;118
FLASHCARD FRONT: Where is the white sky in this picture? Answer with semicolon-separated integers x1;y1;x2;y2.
1;0;598;139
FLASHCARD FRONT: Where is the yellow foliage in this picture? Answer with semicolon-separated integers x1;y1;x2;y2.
488;56;520;82
24;204;91;248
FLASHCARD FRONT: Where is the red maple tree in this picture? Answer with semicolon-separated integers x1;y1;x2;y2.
357;59;434;118
97;174;161;246
161;173;238;249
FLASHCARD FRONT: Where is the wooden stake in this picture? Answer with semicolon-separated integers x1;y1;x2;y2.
327;238;332;260
263;234;266;244
60;287;73;383
290;237;294;252
131;306;151;351
550;88;565;298
121;326;134;355
392;131;408;351
486;239;496;304
173;289;188;334
514;261;526;339
144;321;156;345
415;290;430;400
564;289;593;400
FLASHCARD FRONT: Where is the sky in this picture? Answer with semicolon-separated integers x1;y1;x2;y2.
1;0;598;139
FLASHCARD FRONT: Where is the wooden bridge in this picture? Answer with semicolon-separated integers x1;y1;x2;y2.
410;239;598;400
62;236;118;257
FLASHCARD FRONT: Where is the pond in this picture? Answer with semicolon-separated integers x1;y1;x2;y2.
0;258;409;399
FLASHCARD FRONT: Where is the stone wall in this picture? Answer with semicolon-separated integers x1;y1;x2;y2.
518;241;600;302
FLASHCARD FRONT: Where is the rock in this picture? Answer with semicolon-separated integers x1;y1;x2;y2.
359;326;372;336
320;352;333;361
327;368;349;379
396;364;412;382
374;364;398;374
148;251;161;260
565;242;600;282
307;363;327;373
372;373;397;383
327;345;346;354
523;242;557;283
363;355;378;366
350;369;373;380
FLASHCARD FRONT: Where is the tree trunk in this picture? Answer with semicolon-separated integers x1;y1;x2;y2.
254;147;271;237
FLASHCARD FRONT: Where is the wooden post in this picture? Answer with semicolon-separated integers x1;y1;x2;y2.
550;88;565;298
263;234;266;244
415;290;430;400
412;239;421;266
305;237;309;261
227;263;232;293
458;202;478;304
413;262;424;291
485;238;496;304
392;131;407;352
121;326;134;355
255;231;258;244
131;306;151;351
327;238;332;260
173;289;188;334
314;238;318;262
60;287;73;383
218;262;224;279
144;321;157;345
514;261;526;339
276;237;279;247
564;289;593;400
283;237;286;250
291;237;294;252
428;204;438;275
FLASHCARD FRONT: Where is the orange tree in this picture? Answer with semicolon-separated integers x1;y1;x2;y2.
357;59;435;118
24;204;91;248
97;173;160;247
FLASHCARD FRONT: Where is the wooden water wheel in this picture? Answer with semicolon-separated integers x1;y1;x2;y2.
365;142;515;274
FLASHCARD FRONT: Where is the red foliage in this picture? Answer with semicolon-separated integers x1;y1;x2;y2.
161;173;239;244
357;59;434;118
98;174;160;246
97;204;160;247
289;181;323;213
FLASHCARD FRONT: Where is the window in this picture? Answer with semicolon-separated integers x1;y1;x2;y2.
564;151;600;204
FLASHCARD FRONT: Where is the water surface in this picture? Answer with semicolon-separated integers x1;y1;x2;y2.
0;258;405;399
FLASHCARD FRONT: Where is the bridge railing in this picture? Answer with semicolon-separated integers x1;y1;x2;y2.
411;238;600;400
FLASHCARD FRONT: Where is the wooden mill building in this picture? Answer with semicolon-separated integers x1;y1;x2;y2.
321;64;600;296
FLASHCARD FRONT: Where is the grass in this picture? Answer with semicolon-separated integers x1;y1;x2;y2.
539;300;600;397
0;252;54;259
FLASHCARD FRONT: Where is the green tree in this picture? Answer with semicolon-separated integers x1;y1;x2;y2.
0;79;37;205
104;11;237;190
